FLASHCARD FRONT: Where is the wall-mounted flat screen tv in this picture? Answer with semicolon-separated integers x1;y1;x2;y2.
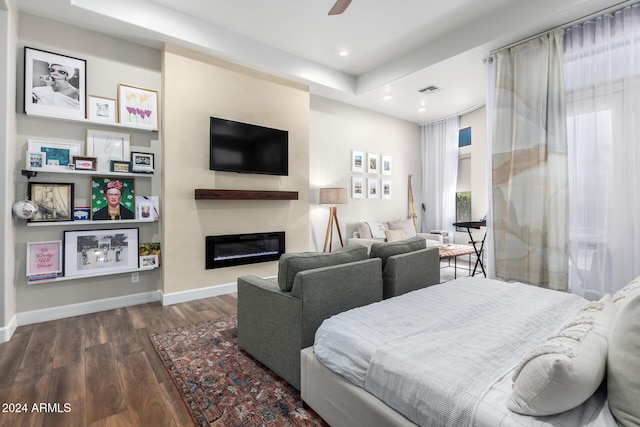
210;117;288;176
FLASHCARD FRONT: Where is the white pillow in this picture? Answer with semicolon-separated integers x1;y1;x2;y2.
384;228;406;242
366;222;387;239
608;290;640;426
508;296;617;416
387;218;417;238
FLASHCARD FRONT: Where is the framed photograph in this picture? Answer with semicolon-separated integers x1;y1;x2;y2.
367;178;379;199
86;129;130;172
91;176;135;220
351;150;364;173
139;242;161;266
27;240;63;276
72;156;97;171
28;139;82;169
131;151;154;174
73;206;91;221
352;176;364;199
368;153;379;174
63;228;139;277
382;155;392;175
110;160;131;173
87;95;116;123
27;182;74;223
26;151;46;169
382;179;392;199
140;254;158;269
117;84;159;130
24;46;86;120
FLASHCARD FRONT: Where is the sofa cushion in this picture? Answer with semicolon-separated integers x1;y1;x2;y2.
369;236;426;268
367;222;387;239
277;245;368;292
387;218;417;238
358;222;373;239
508;295;617;416
608;289;640;426
384;228;406;242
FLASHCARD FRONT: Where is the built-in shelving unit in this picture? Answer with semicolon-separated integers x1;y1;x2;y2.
194;189;299;200
22;168;153;178
26;112;158;132
27;266;159;285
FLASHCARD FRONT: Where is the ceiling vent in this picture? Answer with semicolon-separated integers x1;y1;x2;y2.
419;85;441;94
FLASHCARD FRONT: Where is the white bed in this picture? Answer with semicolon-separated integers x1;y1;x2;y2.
301;277;626;427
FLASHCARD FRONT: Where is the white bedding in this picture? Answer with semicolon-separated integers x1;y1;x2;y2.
314;277;613;427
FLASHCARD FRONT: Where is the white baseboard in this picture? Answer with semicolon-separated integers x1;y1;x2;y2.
161;282;238;306
0;315;18;343
15;290;163;329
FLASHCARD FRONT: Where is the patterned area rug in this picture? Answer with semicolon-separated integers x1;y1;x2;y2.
149;315;328;426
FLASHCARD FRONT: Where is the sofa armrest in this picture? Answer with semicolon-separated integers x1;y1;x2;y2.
417;233;443;244
382;247;440;298
291;258;383;348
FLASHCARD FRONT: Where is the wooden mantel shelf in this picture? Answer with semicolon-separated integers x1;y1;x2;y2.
194;189;299;200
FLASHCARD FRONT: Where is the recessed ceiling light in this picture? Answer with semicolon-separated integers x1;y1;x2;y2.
383;94;392;101
339;50;349;57
418;106;427;113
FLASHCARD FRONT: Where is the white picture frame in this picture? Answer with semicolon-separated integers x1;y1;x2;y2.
27;139;82;169
381;155;392;175
140;254;158;269
87;95;116;123
352;150;365;173
367;178;379;199
351;176;364;199
86;129;131;172
26;151;46;169
381;179;392;199
26;240;63;276
63;228;139;277
131;151;154;174
368;152;379;174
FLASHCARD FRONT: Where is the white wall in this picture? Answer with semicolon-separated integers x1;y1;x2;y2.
309;95;421;251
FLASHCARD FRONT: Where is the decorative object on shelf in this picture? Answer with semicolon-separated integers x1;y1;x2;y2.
87;94;116;123
117;84;159;131
135;196;159;220
139;242;161;266
367;178;379;199
24;46;86;120
26;240;63;278
351;176;364;199
28;139;82;169
12;199;39;220
382;179;392;199
110;160;131;173
140;254;158;268
130;151;154;174
63;227;139;277
351;150;364;173
319;187;348;252
86;129;131;172
367;152;380;174
91;176;135;220
382;155;392;175
71;155;97;171
27;181;74;223
26;151;46;169
73;206;91;221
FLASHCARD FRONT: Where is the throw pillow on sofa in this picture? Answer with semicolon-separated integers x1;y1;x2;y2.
277;245;368;292
384;228;406;242
387;218;417;238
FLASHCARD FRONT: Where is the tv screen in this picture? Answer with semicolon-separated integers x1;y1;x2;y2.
210;117;288;176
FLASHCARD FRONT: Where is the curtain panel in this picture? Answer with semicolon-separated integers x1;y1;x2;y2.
564;4;640;299
491;30;569;290
420;117;459;236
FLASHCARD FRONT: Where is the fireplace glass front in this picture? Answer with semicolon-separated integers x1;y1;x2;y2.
205;231;285;269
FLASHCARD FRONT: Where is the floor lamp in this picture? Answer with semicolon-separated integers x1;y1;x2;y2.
320;187;348;252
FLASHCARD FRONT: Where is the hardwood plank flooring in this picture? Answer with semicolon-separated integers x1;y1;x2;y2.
0;293;237;427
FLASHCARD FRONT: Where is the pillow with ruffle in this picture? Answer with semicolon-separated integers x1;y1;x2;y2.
508;295;617;416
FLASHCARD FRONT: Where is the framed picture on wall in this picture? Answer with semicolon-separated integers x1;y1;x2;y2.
87;95;117;123
26;240;63;277
367;153;379;174
352;150;365;173
381;155;392;175
86;129;131;172
27;139;82;169
117;84;159;130
352;176;364;198
23;46;86;120
63;228;139;277
381;179;392;199
90;176;136;220
27;182;74;223
367;178;379;199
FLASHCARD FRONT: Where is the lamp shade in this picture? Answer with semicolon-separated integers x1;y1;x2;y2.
319;187;348;205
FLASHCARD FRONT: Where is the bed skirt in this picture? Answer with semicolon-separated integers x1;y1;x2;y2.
301;346;415;427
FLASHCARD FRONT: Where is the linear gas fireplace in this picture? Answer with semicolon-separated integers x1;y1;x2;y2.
205;232;285;269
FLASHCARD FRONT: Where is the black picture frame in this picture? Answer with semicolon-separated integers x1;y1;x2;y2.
130;151;154;174
27;181;75;223
110;160;131;173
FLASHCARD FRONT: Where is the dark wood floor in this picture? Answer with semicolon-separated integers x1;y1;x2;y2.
0;293;238;427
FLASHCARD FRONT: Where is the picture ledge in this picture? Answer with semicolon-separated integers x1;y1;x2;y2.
194;189;299;201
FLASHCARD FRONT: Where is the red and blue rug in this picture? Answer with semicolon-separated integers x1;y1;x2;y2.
149;315;328;426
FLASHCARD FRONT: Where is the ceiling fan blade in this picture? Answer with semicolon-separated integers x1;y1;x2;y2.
328;0;352;15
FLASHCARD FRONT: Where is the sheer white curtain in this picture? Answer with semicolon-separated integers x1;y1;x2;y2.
484;56;496;279
420;117;459;237
564;4;640;299
491;30;569;290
